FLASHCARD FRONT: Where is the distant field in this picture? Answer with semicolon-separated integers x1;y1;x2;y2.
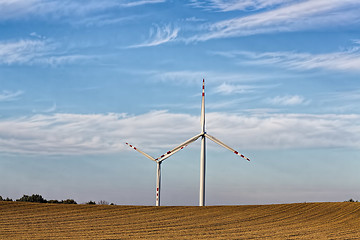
1;201;360;239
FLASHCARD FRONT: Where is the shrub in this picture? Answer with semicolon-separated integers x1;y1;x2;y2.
2;194;78;204
62;199;77;204
44;199;77;204
17;194;47;203
86;201;96;205
345;198;358;202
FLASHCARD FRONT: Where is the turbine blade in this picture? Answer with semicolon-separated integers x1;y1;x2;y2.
201;78;205;133
205;133;250;161
157;143;188;162
157;133;202;162
125;142;156;162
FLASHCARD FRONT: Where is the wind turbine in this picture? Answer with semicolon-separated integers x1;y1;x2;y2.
125;142;193;206
156;79;250;206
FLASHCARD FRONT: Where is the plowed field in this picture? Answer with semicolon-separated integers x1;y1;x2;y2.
1;201;360;239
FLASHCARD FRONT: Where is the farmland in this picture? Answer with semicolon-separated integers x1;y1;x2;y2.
1;201;360;239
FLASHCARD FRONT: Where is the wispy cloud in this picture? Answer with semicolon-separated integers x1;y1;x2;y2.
29;32;45;39
0;90;24;102
121;0;166;7
267;95;309;106
73;14;138;27
1;111;360;155
214;82;259;95
212;47;360;72
0;39;92;66
149;70;277;85
40;54;92;66
189;0;293;12
0;0;166;21
184;17;205;22
32;103;57;113
0;0;95;20
151;70;207;83
0;39;47;65
0;0;38;20
315;90;360;113
188;0;360;41
128;24;179;48
331;90;360;102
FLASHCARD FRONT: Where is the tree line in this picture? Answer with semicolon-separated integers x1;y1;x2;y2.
0;194;114;205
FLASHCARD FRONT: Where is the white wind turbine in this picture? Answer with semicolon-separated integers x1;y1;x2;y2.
125;142;192;206
156;79;250;206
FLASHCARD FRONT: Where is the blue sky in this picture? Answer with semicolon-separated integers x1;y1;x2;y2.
1;0;360;205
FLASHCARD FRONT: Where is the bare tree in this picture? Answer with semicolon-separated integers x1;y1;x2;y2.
98;200;109;205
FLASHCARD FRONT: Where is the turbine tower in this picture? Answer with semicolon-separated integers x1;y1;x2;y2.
200;78;206;206
125;142;191;206
157;79;250;206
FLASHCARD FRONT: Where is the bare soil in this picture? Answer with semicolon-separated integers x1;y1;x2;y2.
1;201;360;239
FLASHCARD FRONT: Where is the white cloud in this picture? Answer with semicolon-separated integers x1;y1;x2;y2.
0;39;92;66
188;0;360;41
0;111;360;155
0;111;196;155
128;24;179;48
0;90;24;101
206;112;360;150
268;95;308;106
